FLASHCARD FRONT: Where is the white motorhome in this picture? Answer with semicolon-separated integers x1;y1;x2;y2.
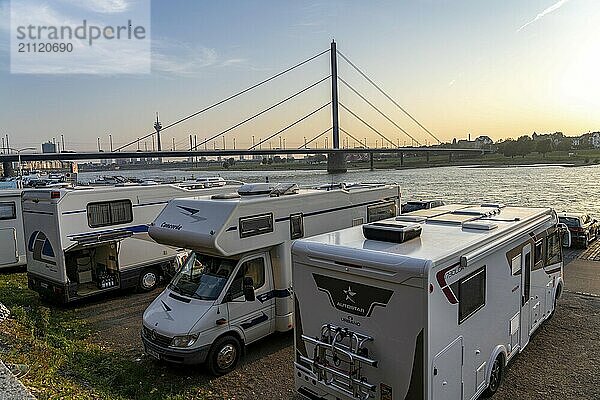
142;182;401;375
0;189;26;269
292;204;564;400
22;182;240;303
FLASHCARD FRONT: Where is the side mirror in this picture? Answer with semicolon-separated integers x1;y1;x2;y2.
243;277;255;302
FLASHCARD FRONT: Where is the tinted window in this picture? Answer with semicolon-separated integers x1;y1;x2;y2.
534;239;544;267
87;200;133;228
290;213;304;239
0;202;16;220
367;201;396;222
546;231;562;265
458;267;486;324
228;257;266;299
239;213;273;238
559;217;581;228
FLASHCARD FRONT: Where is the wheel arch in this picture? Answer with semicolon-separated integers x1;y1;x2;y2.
213;329;246;354
555;278;564;300
486;345;507;383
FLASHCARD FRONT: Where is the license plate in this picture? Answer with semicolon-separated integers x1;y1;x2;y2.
146;348;161;360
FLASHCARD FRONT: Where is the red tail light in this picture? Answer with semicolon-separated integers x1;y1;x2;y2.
50;191;60;199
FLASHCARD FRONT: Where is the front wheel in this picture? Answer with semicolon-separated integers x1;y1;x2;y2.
206;335;241;376
482;355;504;398
138;268;160;292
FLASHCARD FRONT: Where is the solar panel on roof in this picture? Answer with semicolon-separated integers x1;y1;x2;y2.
427;213;479;225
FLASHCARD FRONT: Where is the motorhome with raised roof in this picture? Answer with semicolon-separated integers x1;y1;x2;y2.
142;182;401;375
292;204;564;400
22;182;240;303
0;189;26;269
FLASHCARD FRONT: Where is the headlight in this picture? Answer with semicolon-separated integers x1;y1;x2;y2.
171;334;198;348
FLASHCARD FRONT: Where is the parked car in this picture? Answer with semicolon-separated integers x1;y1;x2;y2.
401;199;445;213
557;212;599;248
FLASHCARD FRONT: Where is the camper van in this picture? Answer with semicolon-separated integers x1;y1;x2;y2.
23;182;240;303
142;182;401;375
292;204;564;400
0;189;26;269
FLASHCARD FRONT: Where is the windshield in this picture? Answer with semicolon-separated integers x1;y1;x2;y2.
169;252;237;301
559;217;581;228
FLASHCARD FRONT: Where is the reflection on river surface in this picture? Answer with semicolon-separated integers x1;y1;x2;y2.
80;164;600;215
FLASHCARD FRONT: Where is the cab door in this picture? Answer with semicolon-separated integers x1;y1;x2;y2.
520;244;532;349
225;254;274;344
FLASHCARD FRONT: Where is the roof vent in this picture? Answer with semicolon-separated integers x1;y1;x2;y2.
462;221;498;231
481;203;506;209
211;192;241;200
363;221;422;243
395;215;427;223
238;183;276;196
270;183;299;197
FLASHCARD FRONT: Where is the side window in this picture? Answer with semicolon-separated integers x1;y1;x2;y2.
533;239;544;269
458;266;486;324
239;214;273;238
546;232;562;265
367;201;396;223
290;213;304;239
0;202;16;220
87;200;133;228
228;257;266;299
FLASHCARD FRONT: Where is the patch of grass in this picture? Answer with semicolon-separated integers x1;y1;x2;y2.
0;272;206;399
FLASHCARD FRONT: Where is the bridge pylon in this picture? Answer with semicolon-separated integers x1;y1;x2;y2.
327;40;347;173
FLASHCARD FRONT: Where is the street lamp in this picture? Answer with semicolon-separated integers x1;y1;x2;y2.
6;147;36;188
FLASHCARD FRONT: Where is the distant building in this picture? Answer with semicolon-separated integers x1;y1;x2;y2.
41;141;57;153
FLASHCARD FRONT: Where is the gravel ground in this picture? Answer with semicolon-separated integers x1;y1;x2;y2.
23;243;600;399
494;292;600;400
0;360;35;400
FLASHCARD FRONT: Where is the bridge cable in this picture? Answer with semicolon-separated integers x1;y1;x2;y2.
299;127;333;149
114;48;330;152
338;76;421;146
339;102;397;148
249;102;331;150
336;50;441;144
339;127;368;148
192;75;331;150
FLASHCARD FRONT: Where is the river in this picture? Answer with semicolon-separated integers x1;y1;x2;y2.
79;164;600;216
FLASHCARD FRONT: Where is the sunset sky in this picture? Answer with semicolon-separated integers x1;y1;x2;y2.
0;0;599;151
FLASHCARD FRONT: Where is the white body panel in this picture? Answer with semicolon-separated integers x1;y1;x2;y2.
142;183;401;364
292;205;564;400
0;190;26;269
22;183;240;302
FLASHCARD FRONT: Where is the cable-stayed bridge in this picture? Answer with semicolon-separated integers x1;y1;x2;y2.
1;41;484;173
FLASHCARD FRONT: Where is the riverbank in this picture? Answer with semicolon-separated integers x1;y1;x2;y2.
78;149;600;173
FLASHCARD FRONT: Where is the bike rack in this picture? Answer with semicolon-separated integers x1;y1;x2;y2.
300;324;378;400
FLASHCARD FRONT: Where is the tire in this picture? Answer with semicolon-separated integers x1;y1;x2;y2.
482;355;504;398
582;234;589;249
547;285;561;321
138;268;160;292
206;335;241;376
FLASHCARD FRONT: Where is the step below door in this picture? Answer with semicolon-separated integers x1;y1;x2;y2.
433;336;463;400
